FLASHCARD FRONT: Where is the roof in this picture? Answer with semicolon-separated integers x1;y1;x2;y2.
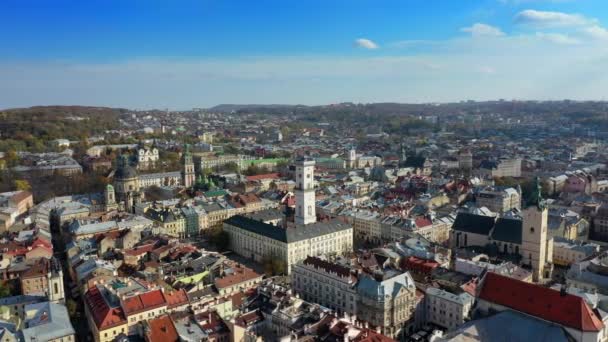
452;212;496;235
442;310;571;342
224;215;352;243
21;302;76;342
478;272;604;332
301;256;353;279
164;289;189;308
147;315;179;342
357;272;415;301
490;218;523;244
214;266;262;289
122;289;167;315
84;286;127;330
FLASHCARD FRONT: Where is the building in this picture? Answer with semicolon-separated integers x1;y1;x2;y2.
458;149;473;171
224;215;353;274
477;272;606;342
114;155;142;211
145;208;186;238
20;257;65;303
294;157;316;226
213;264;263;295
552;237;599;267
356;272;417;338
21;301;76;342
479;158;521;178
137;147;159;170
182;145;196;188
476;186;520;213
451;179;554;282
425;287;474;331
0;191;33;231
292;256;358;314
84;285;128;342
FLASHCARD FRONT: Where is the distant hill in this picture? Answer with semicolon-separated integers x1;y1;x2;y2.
0;106;126;151
209;104;301;112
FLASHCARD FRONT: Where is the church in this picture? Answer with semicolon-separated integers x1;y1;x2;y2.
113;145;196;211
451;179;553;282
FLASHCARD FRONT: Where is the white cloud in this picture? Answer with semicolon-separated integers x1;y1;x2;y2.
515;9;594;27
535;32;580;45
583;25;608;41
354;38;379;49
461;23;505;37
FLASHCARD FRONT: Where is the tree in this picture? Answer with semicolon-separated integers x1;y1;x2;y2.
66;299;79;318
13;179;31;191
0;282;11;298
262;253;287;276
222;162;240;173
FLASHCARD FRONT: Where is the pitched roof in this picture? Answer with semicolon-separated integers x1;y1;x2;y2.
224;215;351;243
214;265;262;289
245;173;280;182
452;212;496;235
122;289;167;315
164;289;189;309
479;272;604;332
147;314;179;342
490;218;523;244
302;256;353;278
84;286;127;330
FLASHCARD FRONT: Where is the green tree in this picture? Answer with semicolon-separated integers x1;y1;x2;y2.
66;299;79;318
13;179;31;191
0;282;11;298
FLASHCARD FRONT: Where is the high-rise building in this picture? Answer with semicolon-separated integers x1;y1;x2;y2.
295;157;316;225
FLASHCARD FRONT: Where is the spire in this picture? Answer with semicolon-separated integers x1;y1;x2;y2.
525;177;546;210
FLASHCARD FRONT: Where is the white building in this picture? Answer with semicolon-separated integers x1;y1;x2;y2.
425;287;474;331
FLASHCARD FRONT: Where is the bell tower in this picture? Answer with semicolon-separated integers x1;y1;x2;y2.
521;177;553;282
295;157;316;225
182;144;196;187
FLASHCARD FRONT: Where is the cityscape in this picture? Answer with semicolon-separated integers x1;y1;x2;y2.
3;1;608;342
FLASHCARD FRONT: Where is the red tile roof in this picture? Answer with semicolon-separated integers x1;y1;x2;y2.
479;272;604;332
164;289;189;309
122;289;167;315
146;314;179;342
414;217;432;228
353;329;396;342
84;286;127;330
123;243;156;257
214;266;262;290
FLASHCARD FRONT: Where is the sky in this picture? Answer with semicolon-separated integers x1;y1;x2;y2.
2;0;608;109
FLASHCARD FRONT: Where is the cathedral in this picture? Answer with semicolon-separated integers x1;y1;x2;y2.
113;145;197;211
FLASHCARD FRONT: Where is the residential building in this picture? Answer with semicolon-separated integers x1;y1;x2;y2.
425;287;474;331
476;186;520;213
292;256;358;314
356;272;417;338
21;301;76;342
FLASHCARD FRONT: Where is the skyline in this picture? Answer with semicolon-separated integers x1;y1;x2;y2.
3;0;608;109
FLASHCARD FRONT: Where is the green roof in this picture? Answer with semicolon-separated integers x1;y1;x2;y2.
246;158;288;165
204;189;228;197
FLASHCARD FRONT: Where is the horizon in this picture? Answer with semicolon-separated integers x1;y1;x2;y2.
3;0;608;109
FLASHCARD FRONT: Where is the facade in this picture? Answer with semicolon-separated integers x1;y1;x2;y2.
480;158;521;178
292;256;358;314
137;147;159;169
294;157;316;226
476;187;520;213
20;257;65;303
552;237;599;267
182;146;196;188
356;272;417;338
425;287;474;331
224;215;353;274
145;207;186;238
458;149;473;171
0;191;34;231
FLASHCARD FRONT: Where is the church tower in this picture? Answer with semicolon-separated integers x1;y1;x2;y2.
104;184;118;211
182;144;196;188
521;177;553;282
348;147;357;169
295;157;316;225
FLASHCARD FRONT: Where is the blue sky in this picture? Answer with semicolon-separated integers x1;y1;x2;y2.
2;0;608;109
